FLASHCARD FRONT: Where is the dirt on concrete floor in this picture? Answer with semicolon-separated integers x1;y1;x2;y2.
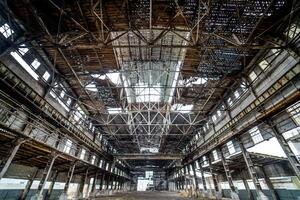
93;191;194;200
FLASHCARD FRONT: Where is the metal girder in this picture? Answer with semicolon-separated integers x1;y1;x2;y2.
115;154;182;160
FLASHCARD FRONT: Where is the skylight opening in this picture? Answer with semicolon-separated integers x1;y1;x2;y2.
91;72;121;85
107;107;122;114
135;83;161;103
107;72;121;85
10;52;39;80
140;147;159;153
192;77;207;85
177;76;207;88
85;82;98;92
171;104;193;113
0;23;14;38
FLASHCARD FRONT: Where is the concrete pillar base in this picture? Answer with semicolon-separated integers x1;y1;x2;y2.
215;191;222;200
76;192;83;199
257;191;269;200
89;192;96;197
58;192;68;200
201;190;209;198
230;191;240;200
30;194;43;200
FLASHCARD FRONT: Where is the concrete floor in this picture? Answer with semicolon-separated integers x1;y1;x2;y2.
94;191;193;200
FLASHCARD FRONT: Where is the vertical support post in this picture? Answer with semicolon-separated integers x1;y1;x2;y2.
114;178;118;190
191;161;199;197
179;169;184;190
199;161;208;197
186;165;192;197
208;156;222;200
59;161;76;199
90;171;98;196
237;138;269;200
100;172;105;190
241;171;254;200
78;168;89;198
19;168;39;200
0;138;26;179
219;148;240;200
110;176;114;191
268;122;300;179
32;152;58;200
183;166;187;191
45;170;58;200
260;167;280;200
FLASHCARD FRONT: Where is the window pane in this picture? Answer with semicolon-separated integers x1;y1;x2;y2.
42;71;50;81
31;59;40;69
10;52;39;80
249;126;263;144
0;23;14;38
249;71;257;81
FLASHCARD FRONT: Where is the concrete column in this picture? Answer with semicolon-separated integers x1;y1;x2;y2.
199;162;208;197
208;157;222;200
0;138;27;179
261;167;280;200
191;162;199;197
90;171;98;196
110;176;115;191
85;177;92;197
101;173;105;190
268;122;300;179
31;152;58;200
238;138;268;200
45;170;58;200
59;161;76;200
241;171;254;200
183;166;187;191
106;173;111;190
219;148;240;200
78;168;89;198
180;169;185;190
120;180;124;191
19;168;39;200
114;178;118;190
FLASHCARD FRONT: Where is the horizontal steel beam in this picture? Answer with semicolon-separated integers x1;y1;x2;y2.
115;154;182;160
64;44;283;50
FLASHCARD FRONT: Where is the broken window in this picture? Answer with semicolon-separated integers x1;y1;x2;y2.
0;23;14;38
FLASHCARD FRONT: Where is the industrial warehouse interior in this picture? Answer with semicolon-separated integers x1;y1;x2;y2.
0;0;299;200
